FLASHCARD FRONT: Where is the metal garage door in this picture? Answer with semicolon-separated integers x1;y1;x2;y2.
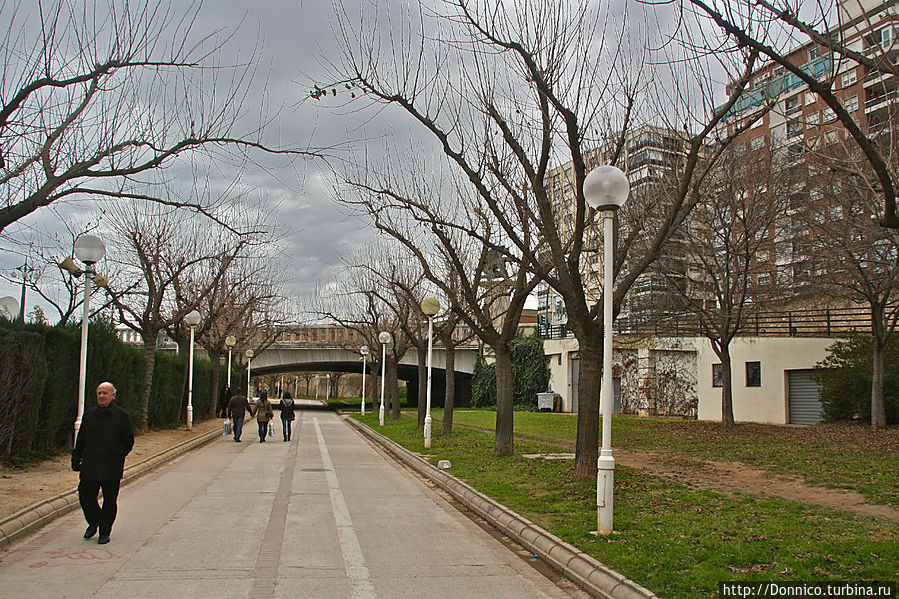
788;370;823;425
571;359;620;415
571;358;580;413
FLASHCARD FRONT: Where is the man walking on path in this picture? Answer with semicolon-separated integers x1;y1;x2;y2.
71;381;134;545
227;392;254;442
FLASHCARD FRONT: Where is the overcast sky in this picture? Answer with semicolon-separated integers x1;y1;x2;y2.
0;0;747;321
0;0;401;320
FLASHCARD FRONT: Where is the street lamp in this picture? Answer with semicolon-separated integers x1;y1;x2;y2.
378;331;392;426
246;349;255;398
61;234;106;444
584;165;630;536
360;346;369;415
0;296;19;320
225;335;236;388
326;373;331;401
421;297;440;448
184;310;202;431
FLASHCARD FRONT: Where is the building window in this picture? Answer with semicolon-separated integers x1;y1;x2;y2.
806;112;819;126
751;135;765;150
758;273;771;286
841;70;857;87
822;107;836;122
712;364;723;388
746;361;761;387
844;95;858;113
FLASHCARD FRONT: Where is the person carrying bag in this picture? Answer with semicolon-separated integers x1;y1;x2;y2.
279;391;296;442
255;390;273;443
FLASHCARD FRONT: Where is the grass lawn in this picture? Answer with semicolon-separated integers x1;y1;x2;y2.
439;409;899;507
349;410;898;599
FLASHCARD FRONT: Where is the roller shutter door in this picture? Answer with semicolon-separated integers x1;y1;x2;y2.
571;358;580;414
788;370;823;425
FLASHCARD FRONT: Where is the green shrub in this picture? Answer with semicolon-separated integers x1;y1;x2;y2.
814;334;898;424
471;333;550;410
0;328;47;454
471;355;497;408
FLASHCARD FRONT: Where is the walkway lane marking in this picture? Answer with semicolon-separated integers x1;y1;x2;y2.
251;412;302;598
314;417;377;599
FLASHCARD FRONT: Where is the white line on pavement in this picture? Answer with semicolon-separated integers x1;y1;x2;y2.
313;417;377;599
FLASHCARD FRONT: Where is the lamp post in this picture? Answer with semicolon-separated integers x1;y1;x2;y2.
246;349;255;398
360;346;369;415
184;310;202;431
378;331;392;426
421;297;440;448
584;165;630;536
0;296;19;320
62;234;106;444
294;374;298;397
326;373;331;401
225;335;236;389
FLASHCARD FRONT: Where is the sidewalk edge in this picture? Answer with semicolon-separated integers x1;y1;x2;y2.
0;426;222;548
342;415;658;599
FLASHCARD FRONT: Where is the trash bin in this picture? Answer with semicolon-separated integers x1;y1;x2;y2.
537;392;554;412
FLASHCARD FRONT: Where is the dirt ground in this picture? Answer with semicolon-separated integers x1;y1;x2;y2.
1;417;896;524
0;418;223;522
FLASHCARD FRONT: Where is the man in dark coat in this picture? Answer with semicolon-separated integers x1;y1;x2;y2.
227;392;254;442
71;381;134;545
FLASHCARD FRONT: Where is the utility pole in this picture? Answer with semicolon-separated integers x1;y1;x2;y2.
17;260;29;321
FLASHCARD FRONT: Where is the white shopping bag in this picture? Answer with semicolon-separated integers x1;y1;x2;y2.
223;419;231;436
268;421;274;437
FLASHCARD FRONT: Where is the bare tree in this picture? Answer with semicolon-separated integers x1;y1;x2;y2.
0;1;316;234
321;0;757;475
656;146;792;425
797;143;899;429
107;201;248;431
316;245;418;420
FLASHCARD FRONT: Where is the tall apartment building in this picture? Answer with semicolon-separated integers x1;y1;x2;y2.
721;0;898;300
536;125;690;333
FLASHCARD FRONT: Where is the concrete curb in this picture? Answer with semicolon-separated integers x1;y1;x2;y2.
0;426;222;548
343;416;658;599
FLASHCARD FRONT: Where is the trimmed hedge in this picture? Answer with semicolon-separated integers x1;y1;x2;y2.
0;317;221;461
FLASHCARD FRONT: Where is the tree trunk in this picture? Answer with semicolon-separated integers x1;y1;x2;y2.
388;360;401;419
720;345;735;426
871;338;887;429
208;349;221;418
442;345;456;435
574;340;602;480
138;338;156;432
417;345;427;426
493;346;514;456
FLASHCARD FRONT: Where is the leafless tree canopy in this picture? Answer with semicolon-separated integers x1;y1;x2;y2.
0;0;316;235
318;0;760;474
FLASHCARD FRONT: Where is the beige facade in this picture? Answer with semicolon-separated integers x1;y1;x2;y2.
545;335;837;425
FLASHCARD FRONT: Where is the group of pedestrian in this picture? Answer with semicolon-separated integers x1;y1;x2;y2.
225;387;296;443
71;380;298;547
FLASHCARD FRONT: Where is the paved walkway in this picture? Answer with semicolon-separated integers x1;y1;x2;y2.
0;405;584;599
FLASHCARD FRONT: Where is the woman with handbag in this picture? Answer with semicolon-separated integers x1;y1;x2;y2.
255;389;273;443
279;390;296;442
